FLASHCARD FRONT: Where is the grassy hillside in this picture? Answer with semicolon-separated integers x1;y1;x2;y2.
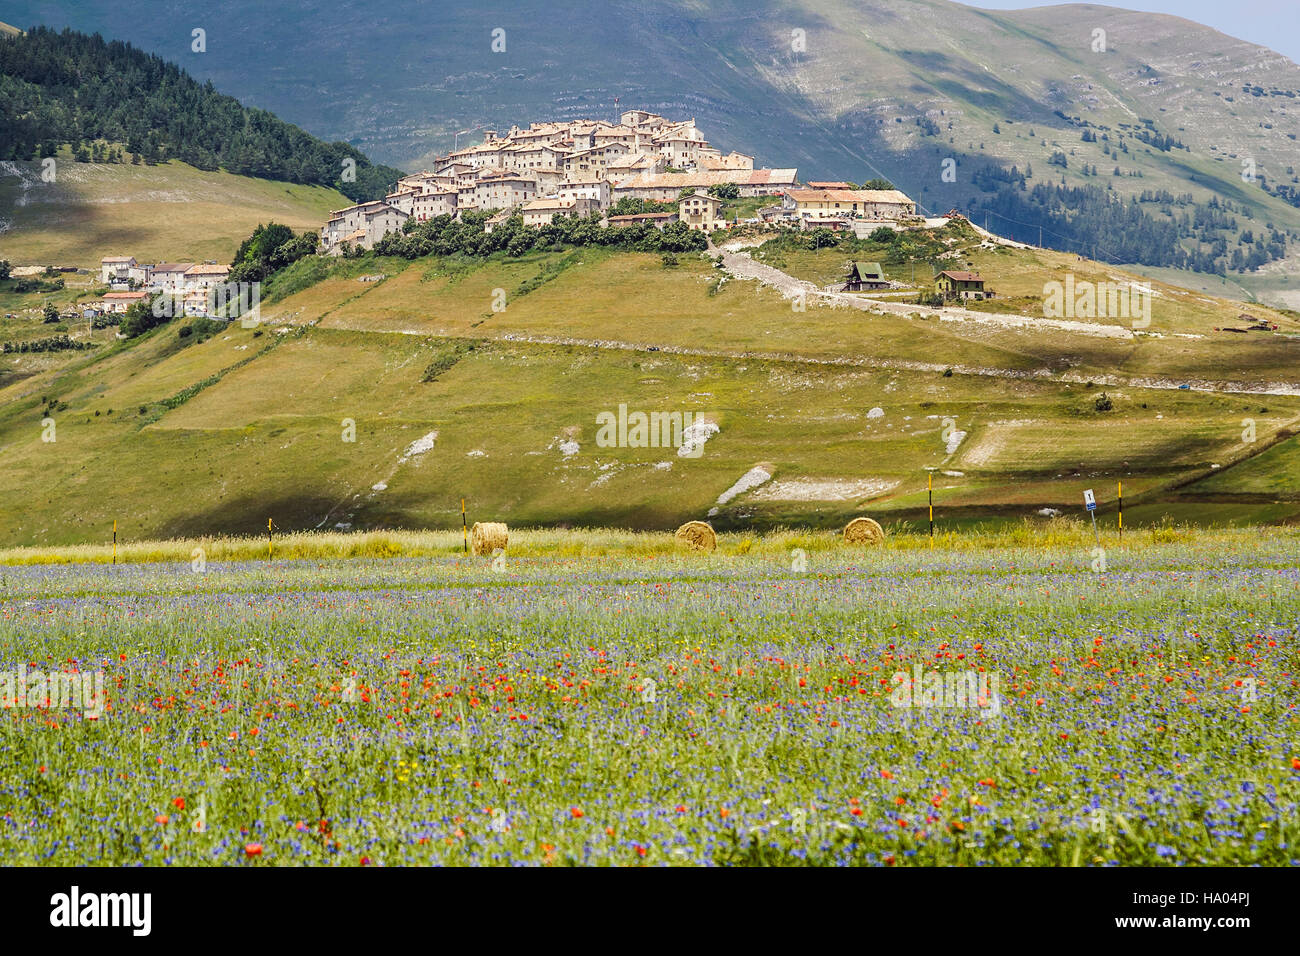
0;151;350;267
1;234;1298;548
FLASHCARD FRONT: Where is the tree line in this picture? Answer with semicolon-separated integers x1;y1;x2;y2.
368;209;708;260
969;181;1287;273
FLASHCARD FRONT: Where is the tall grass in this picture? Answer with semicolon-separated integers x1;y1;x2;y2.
0;519;1278;567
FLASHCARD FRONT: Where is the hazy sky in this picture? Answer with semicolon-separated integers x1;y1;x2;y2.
971;1;1299;63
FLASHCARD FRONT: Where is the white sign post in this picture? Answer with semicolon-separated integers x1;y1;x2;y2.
1083;489;1099;544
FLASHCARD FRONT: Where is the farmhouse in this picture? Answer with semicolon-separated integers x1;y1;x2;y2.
100;256;135;284
183;289;211;317
678;190;725;233
844;261;889;291
935;270;988;300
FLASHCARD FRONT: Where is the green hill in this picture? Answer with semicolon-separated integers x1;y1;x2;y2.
2;224;1297;548
0;26;402;201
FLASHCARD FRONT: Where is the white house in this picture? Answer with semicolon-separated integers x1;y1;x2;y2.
465;172;539;212
100;256;135;285
150;263;194;294
320;201;409;254
557;179;612;211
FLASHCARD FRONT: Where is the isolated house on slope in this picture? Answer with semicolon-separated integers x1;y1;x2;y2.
844;261;888;291
935;270;988;301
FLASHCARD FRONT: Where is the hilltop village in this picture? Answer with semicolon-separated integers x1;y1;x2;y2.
79;111;931;320
319;110;919;254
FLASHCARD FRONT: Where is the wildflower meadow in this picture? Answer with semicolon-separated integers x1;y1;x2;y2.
0;528;1296;866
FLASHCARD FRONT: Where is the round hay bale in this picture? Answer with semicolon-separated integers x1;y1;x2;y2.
843;516;885;546
471;521;509;556
675;520;717;552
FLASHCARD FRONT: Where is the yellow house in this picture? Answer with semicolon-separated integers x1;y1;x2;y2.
678;189;725;232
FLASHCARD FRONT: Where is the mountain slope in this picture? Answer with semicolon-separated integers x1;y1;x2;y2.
6;1;1296;283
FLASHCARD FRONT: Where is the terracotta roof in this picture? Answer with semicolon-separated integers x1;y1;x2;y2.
786;188;913;204
103;291;148;299
185;264;229;276
937;271;983;282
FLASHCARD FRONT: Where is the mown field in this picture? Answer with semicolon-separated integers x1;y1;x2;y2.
0;526;1296;866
